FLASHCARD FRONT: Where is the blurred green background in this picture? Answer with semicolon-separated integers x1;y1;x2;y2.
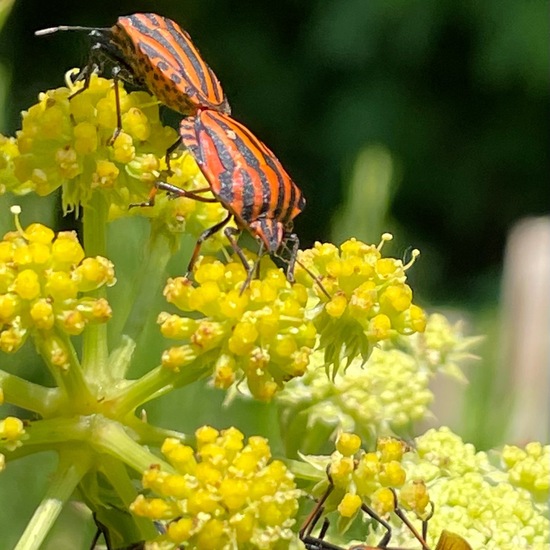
0;1;548;548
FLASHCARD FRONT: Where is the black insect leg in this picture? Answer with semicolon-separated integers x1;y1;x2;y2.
223;226;257;294
186;212;232;276
388;489;430;550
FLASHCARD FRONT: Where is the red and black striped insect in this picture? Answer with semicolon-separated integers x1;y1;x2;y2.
300;471;472;550
36;13;230;128
157;109;308;288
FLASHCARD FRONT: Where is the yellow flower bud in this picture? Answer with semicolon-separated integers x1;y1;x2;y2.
336;433;362;457
161;345;197;371
338;492;362;517
12;269;41;300
30;298;54;330
73;121;98;155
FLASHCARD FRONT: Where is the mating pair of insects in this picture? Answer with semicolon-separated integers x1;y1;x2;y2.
300;470;472;550
37;13;307;290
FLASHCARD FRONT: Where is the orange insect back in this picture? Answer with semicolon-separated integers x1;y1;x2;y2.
157;109;306;284
112;14;230;115
36;13;230;115
179;110;304;253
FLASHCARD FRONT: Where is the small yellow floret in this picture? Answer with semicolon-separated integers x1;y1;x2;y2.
336;433;362;456
338;492;362;517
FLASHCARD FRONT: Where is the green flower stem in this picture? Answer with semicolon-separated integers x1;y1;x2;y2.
0;370;59;416
124;414;189;446
91;416;173;474
35;332;94;408
14;448;92;550
112;230;174;371
110;360;212;415
82;193;109;379
108;334;136;382
20;415;172;474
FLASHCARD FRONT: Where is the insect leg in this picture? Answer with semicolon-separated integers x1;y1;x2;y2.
165;137;181;174
300;466;335;540
422;502;435;543
388;489;430;550
107;65;124;145
360;503;393;548
224;226;258;294
187;212;233;276
280;235;330;298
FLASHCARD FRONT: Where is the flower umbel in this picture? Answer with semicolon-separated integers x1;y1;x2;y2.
9;72;177;212
159;255;316;400
131;426;301;549
296;236;426;374
0;208;114;362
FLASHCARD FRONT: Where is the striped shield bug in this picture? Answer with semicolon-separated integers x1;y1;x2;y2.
36;13;230;138
156;109;314;289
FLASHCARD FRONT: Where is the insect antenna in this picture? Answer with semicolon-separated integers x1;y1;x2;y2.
35;25;109;36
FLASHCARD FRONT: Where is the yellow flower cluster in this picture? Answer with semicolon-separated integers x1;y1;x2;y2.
304;433;429;525
131;426;300;549
392;428;550;550
159;255;316;400
295;236;426;373
4;73;177;211
0;214;115;364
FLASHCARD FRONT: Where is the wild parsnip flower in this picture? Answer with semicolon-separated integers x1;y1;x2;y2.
0;135;33;195
295;235;426;374
302;433;429;524
130;426;301;549
10;73;177;212
0;209;115;362
159;255;316;400
153;151;235;254
300;429;548;550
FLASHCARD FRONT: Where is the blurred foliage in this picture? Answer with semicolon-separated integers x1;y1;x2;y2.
0;0;548;303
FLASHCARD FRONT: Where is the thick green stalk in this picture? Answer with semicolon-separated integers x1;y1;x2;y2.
0;371;59;417
81;192;109;379
115;230;174;354
14;449;92;550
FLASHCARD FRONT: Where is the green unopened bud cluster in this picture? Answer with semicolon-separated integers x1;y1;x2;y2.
389;428;550;549
277;313;475;445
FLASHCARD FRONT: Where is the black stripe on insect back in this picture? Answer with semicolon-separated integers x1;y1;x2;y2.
164;18;221;102
283;175;297;224
237;165;257;223
129;15;209;94
212;116;284;218
203;124;237;205
225;117;290;221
